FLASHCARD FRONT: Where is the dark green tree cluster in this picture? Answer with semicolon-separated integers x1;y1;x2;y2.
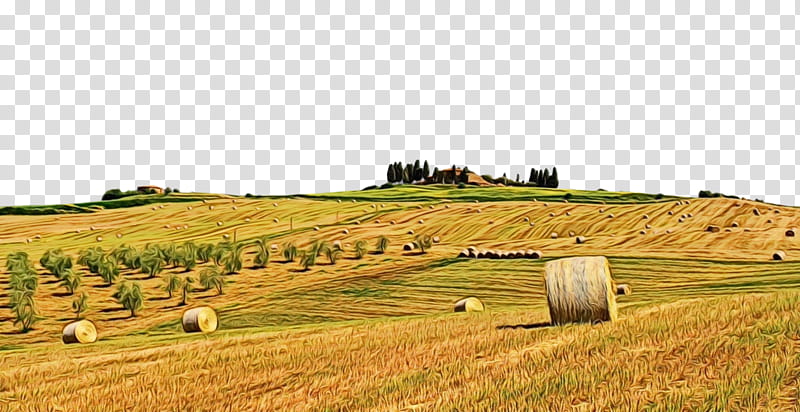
386;160;431;184
528;167;560;188
7;252;40;332
41;249;81;295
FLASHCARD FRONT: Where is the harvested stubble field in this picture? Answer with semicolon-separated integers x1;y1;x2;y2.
0;186;799;410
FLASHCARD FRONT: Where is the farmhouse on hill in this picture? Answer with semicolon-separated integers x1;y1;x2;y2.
137;185;164;194
426;168;494;186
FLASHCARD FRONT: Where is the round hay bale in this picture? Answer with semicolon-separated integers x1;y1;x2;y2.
550;232;558;239
159;205;164;209
678;218;685;223
454;297;485;313
684;200;690;205
576;236;587;244
271;244;279;251
731;222;739;227
615;284;632;296
184;225;189;229
735;203;741;207
753;208;761;216
75;229;81;233
549;213;555;217
216;221;223;226
458;249;469;258
90;226;96;231
523;217;530;222
202;200;207;204
774;209;780;214
767;219;774;224
488;220;494;225
773;250;786;261
645;224;652;229
381;204;385;208
372;204;376;208
529;222;535;227
164;224;171;229
187;206;192;210
355;220;361;225
34;234;41;239
428;205;434;209
313;226;320;231
232;206;237;210
544;256;618;325
152;207;157;211
208;205;214;210
666;229;672;234
513;250;525;258
565;212;571;216
467;247;478;258
403;243;416;251
337;199;342;203
417;205;423;209
543;203;548;207
680;214;687;219
222;234;230;239
444;205;450;209
332;241;341;249
116;233;122;238
642;214;649;219
675;201;681;206
407;230;414;235
182;307;219;333
432;236;440;243
418;219;424;224
498;251;509;259
568;231;575;237
639;230;646;235
245;218;251;222
25;238;31;243
232;199;236;203
342;229;349;234
62;320;97;344
525;249;542;259
273;218;279;223
724;228;732;232
476;250;487;259
273;202;278;207
487;250;501;259
744;228;752;232
608;214;614;218
96;236;103;242
687;213;693;218
599;208;605;213
476;209;482;214
786;229;796;237
706;225;721;233
390;220;396;225
668;211;674;215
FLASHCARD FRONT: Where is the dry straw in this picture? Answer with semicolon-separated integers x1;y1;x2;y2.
182;307;219;333
454;297;485;312
62;320;97;344
544;256;618;325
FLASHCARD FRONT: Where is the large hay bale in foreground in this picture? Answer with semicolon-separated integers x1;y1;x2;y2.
544;256;618;325
182;307;219;333
62;320;97;344
454;297;485;313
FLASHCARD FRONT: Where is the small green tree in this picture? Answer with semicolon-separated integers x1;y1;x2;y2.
113;281;144;317
253;236;271;268
11;290;38;332
180;277;195;306
283;242;298;262
59;268;81;295
97;258;120;285
199;267;225;295
324;243;343;264
178;242;198;272
299;250;316;271
72;291;89;319
163;274;181;299
414;234;433;254
375;236;389;254
196;243;215;263
140;248;164;279
354;240;368;259
220;242;244;274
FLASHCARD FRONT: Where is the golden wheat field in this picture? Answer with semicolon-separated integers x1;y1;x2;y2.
0;186;799;410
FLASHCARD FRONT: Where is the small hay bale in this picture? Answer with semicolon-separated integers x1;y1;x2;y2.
407;230;415;235
675;201;681;206
467;247;478;258
216;221;223;226
642;214;649;219
458;249;469;258
786;229;796;237
202;200;207;204
513;250;525;258
724;228;732;232
62;320;97;344
90;226;96;231
744;228;751;232
418;219;424;224
187;206;192;210
355;220;361;225
342;229;349;234
432;236;440;243
152;207;157;211
706;225;721;233
116;233;122;238
487;250;501;259
417;205;423;209
529;222;535;227
95;236;103;242
273;218;279;223
668;211;674;215
429;205;434;209
390;220;396;225
333;241;342;249
680;214;687;219
375;219;381;224
476;250;487;259
182;307;219;333
371;204;376;208
34;234;41;239
645;224;652;229
684;200;690;205
271;244;279;251
550;232;558;239
337;199;342;203
526;250;542;259
732;222;739;228
381;204;385;208
232;206;237;210
523;217;530;222
774;209;780;214
563;199;569;203
753;208;761;216
616;284;632;296
75;229;81;233
232;199;236;203
164;224;171;229
568;231;575;237
222;234;230;239
678;218;685;223
159;205;164;209
599;208;605;213
687;213;693;218
543;203;548;207
273;202;279;207
476;209;482;214
773;250;786;261
666;229;672;234
25;239;31;243
183;225;189;229
608;214;614;218
208;205;214;210
403;243;416;251
313;226;320;231
639;230;646;235
544;256;618;325
444;205;450;209
245;218;251;222
488;220;494;225
454;297;485;313
565;212;571;216
767;219;774;224
576;236;587;244
549;213;555;217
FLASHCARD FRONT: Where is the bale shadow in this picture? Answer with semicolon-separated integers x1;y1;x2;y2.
496;322;551;330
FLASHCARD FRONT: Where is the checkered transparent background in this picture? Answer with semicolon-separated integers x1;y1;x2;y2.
0;1;798;206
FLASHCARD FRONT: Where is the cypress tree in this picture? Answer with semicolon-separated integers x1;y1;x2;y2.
540;169;549;187
402;164;412;184
387;164;396;183
452;165;457;185
550;167;559;188
413;160;422;181
460;167;470;184
516;173;520;183
423;160;430;180
394;162;403;182
432;167;439;183
529;168;537;184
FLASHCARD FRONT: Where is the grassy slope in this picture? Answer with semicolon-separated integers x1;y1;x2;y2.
0;186;798;409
